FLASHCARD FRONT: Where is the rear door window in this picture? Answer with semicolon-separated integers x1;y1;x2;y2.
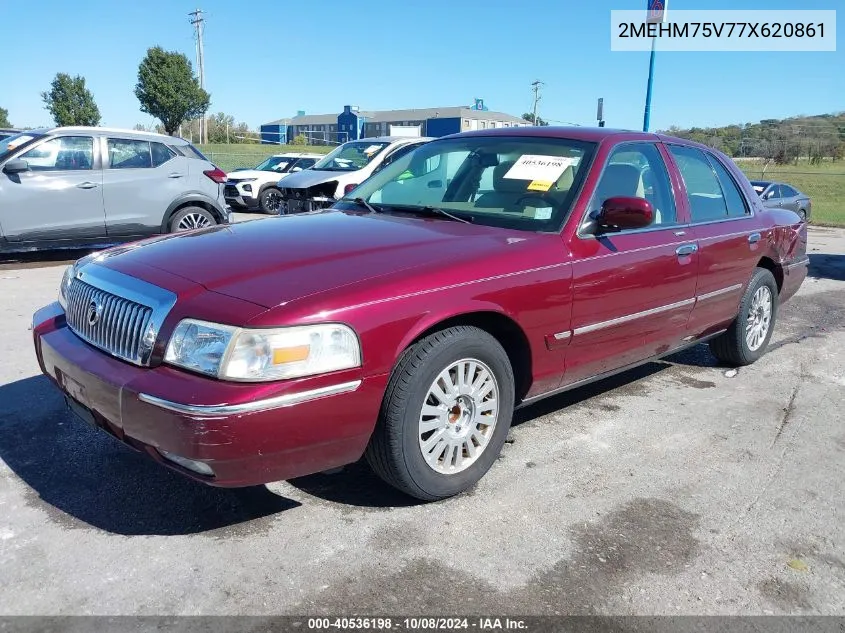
706;153;750;218
107;139;152;169
668;145;728;222
151;142;176;167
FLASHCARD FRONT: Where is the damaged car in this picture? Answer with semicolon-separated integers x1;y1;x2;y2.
277;136;432;214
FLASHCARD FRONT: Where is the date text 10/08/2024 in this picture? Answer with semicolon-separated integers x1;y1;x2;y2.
307;617;529;630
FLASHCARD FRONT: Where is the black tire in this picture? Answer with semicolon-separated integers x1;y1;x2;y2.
168;206;216;233
798;208;807;222
258;187;284;215
365;326;515;501
709;267;778;366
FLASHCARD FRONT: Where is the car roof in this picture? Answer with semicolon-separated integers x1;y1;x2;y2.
36;126;192;144
353;136;434;144
445;125;729;152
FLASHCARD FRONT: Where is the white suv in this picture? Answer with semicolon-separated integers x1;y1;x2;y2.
224;152;323;214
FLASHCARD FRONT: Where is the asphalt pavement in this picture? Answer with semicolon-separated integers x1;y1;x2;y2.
0;223;843;616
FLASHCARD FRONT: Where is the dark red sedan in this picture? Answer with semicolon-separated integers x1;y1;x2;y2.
32;127;809;501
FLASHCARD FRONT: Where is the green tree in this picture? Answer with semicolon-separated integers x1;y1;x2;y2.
0;107;11;128
41;73;101;126
135;47;210;136
522;113;549;126
290;134;308;146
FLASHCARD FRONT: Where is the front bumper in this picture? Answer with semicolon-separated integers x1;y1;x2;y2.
32;303;386;487
224;183;258;209
283;196;336;214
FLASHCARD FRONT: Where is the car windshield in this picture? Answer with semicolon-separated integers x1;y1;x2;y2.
0;132;42;160
312;141;390;171
255;156;296;172
339;136;596;232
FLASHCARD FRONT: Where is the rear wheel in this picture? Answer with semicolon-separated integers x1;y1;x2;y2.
365;326;515;501
169;206;216;232
709;267;778;366
259;187;284;215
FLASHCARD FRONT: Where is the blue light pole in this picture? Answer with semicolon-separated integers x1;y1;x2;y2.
642;35;657;132
642;0;667;132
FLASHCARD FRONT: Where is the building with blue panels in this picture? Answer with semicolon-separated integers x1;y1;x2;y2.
262;102;529;145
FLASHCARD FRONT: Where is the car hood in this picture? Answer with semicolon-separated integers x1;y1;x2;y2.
275;168;360;189
98;211;516;309
227;169;274;181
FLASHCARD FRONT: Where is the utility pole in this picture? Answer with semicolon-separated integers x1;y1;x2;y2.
189;8;206;144
530;80;544;126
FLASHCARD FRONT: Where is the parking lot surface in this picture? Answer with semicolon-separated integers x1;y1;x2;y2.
0;222;843;616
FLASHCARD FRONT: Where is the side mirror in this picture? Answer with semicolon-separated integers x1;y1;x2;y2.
595;196;653;232
291;166;302;172
3;159;29;174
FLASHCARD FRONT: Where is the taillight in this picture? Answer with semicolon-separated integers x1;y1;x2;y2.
203;167;227;184
343;183;359;195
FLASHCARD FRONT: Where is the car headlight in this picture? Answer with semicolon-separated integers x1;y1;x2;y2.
164;319;361;382
58;252;99;309
58;265;75;310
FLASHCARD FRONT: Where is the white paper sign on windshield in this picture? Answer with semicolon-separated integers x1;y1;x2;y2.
363;145;382;155
503;155;577;182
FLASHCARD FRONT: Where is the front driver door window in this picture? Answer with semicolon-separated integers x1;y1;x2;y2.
1;136;104;241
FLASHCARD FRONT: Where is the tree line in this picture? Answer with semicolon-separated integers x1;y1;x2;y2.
660;113;845;164
2;46;256;143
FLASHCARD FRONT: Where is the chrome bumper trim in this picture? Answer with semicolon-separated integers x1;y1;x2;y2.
138;380;362;417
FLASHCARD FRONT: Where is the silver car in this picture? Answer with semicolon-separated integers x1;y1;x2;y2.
750;180;812;221
0;126;231;253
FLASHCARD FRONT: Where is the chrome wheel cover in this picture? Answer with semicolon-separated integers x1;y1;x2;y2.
418;358;500;475
745;286;773;351
176;212;211;231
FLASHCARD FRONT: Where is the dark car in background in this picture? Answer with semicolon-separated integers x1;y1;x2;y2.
750;180;811;220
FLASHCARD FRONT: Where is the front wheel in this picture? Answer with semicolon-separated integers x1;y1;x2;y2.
259;187;284;215
365;326;515;501
709;267;778;366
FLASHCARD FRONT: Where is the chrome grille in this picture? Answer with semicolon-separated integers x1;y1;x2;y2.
65;279;153;365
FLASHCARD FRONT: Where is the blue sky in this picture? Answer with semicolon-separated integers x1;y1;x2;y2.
2;0;841;132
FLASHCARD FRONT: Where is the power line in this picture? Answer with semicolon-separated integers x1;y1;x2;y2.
189;8;206;144
530;80;544;126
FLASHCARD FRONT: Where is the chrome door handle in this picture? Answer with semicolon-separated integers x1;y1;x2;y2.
675;243;698;256
168;173;185;179
76;182;98;189
748;232;761;244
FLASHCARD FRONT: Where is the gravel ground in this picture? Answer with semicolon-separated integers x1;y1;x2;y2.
0;223;842;616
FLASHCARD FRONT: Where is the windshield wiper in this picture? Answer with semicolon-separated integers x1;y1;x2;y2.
343;197;382;214
416;206;473;224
